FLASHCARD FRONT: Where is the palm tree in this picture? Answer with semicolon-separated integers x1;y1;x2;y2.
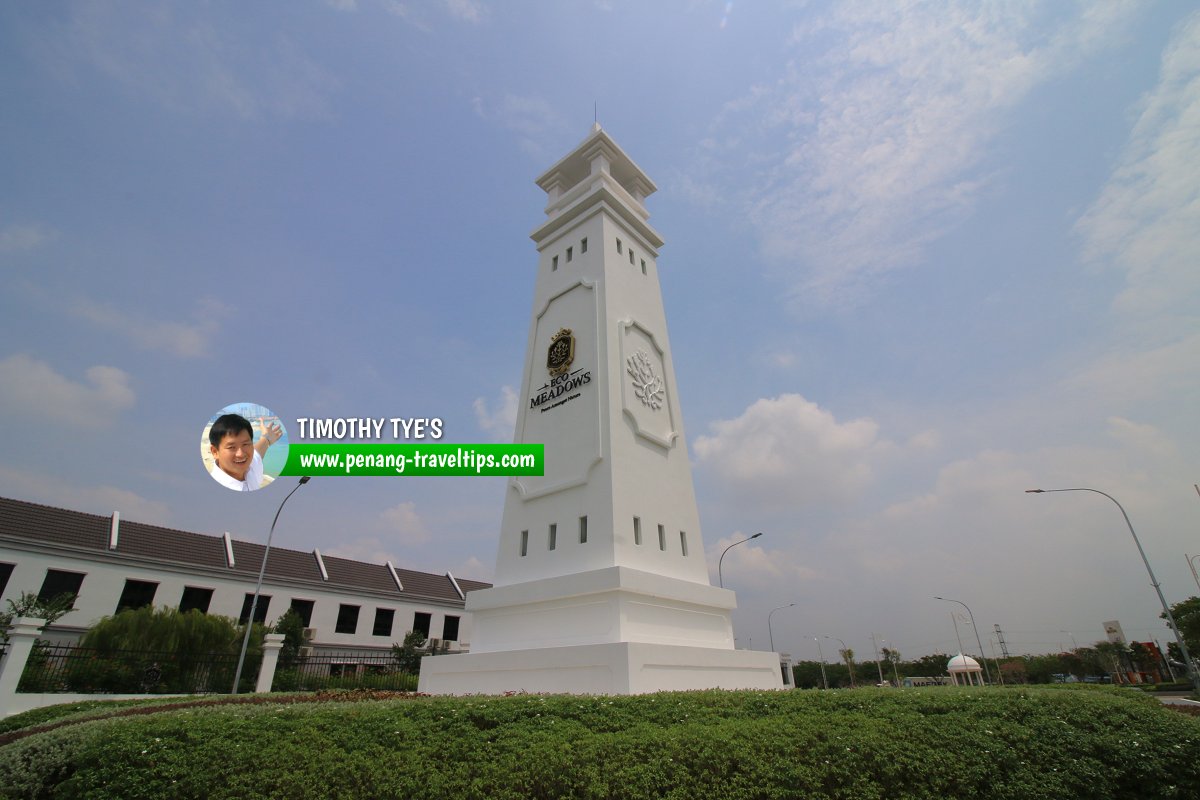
839;647;858;687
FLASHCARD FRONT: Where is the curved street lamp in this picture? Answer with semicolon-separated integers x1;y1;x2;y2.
718;532;763;588
768;603;795;652
934;596;991;684
1026;487;1200;694
813;636;829;689
232;476;311;694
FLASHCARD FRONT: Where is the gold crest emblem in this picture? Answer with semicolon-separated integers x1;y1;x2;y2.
547;328;575;376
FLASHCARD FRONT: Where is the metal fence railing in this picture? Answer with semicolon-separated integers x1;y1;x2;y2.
17;644;257;695
270;651;418;692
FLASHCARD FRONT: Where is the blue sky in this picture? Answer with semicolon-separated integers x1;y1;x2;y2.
2;1;1198;664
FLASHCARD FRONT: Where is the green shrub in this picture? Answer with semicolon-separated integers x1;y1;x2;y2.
2;687;1198;799
271;668;417;693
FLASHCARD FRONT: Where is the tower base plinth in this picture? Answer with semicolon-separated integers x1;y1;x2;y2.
418;642;784;695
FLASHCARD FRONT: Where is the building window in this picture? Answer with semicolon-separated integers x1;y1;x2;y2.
581;237;588;254
443;615;461;642
579;515;588;544
335;604;360;634
548;523;557;551
289;598;315;627
616;238;623;254
641;259;647;275
116;579;158;613
633;517;642;545
566;246;573;263
179;586;213;615
373;608;395;637
552;255;558;271
679;531;689;557
38;569;85;604
629;249;635;265
658;524;666;551
0;562;14;597
239;593;271;625
520;529;529;557
413;611;432;638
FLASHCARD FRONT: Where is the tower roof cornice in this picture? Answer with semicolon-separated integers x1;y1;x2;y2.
535;126;658;206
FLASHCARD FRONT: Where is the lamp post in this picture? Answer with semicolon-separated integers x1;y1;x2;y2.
1060;630;1078;651
718;532;762;588
934;596;991;684
1026;487;1200;694
813;636;829;689
768;603;795;653
825;635;856;687
870;632;886;685
232;476;311;694
1187;554;1200;595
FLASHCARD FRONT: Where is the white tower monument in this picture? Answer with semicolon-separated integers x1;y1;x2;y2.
419;125;782;694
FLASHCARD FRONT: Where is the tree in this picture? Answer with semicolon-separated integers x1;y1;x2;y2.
880;647;901;684
907;653;950;677
72;606;262;693
271;608;307;671
392;630;427;675
1093;641;1128;678
82;606;253;654
1161;596;1200;664
0;591;75;645
839;647;858;687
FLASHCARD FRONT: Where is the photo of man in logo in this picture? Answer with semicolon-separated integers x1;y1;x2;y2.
202;404;286;492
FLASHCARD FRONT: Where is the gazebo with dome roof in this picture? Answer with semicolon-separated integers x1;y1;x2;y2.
947;653;985;686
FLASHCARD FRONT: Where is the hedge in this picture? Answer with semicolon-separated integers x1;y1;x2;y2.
2;687;1198;799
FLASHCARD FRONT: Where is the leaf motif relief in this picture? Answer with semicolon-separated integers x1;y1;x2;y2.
627;350;665;410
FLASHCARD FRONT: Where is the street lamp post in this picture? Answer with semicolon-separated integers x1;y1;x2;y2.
232;476;311;694
1187;554;1200;595
934;596;991;684
718;532;763;588
768;603;795;653
870;633;886;685
813;636;829;690
1026;487;1200;695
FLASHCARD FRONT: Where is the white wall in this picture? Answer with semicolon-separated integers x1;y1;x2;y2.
0;543;472;651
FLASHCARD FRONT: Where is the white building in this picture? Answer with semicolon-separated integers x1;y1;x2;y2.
0;496;486;653
420;126;782;694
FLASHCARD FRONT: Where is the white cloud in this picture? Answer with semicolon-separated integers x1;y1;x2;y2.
323;536;402;566
1104;417;1178;460
693;1;1141;305
443;0;487;24
1075;11;1200;330
56;5;339;119
472;93;570;160
1063;331;1200;409
0;354;134;428
706;532;820;587
379;500;431;546
473;385;517;442
0;224;56;253
0;465;169;525
693;393;887;508
70;297;231;359
453;555;492;583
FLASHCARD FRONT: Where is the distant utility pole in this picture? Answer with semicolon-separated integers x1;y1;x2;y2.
994;624;1011;658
